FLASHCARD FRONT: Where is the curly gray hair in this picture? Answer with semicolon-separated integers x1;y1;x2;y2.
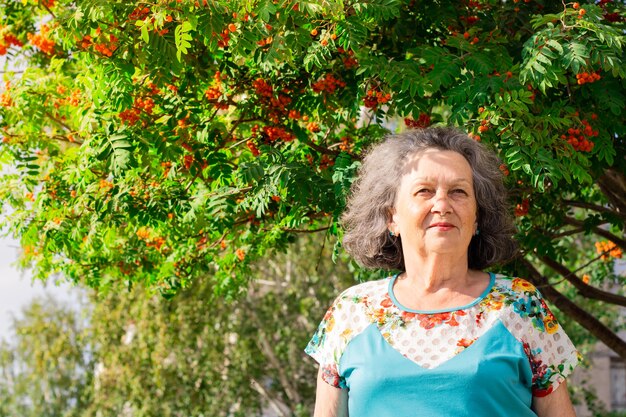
341;126;517;271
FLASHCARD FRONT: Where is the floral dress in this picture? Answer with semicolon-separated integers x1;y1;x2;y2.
305;273;580;417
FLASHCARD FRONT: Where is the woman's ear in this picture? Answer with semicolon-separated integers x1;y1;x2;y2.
388;207;399;236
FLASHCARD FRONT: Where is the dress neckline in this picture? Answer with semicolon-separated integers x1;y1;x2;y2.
387;272;496;314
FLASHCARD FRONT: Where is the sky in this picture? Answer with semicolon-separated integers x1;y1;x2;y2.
0;234;81;342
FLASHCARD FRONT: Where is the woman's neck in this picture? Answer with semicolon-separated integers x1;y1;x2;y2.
402;252;471;293
393;253;488;311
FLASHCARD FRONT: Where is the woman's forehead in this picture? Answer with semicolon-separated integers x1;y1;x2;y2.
400;149;473;178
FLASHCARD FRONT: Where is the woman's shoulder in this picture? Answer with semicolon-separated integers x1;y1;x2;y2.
332;276;391;308
491;274;542;299
339;276;391;296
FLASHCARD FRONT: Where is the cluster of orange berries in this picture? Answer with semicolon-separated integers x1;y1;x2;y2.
560;118;598;152
79;27;119;57
99;179;114;191
205;85;221;100
27;24;55;54
363;89;391;109
337;47;358;69
339;136;353;152
53;86;81;108
499;163;510;177
269;94;292;112
35;0;55;7
134;96;155;114
235;248;245;261
262;125;294;142
119;108;140;125
318;154;335;170
118;95;155;125
477;119;490;133
253;78;273;98
246;139;260;156
129;6;150;21
462;31;480;45
515;199;530;217
0;31;23;55
312;73;346;94
94;35;118;57
161;161;172;177
0;81;12;107
205;71;229;109
404;113;432;129
252;78;297;123
217;28;231;48
136;226;166;250
576;71;601;85
307;122;320;133
595;240;623;261
572;3;587;18
183;154;194;170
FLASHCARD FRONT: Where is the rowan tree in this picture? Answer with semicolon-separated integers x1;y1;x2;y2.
1;0;626;360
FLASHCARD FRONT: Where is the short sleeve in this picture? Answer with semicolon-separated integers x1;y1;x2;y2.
509;278;581;397
304;289;366;389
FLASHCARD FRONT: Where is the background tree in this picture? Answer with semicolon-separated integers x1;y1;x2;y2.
0;296;94;417
0;236;352;416
0;0;625;360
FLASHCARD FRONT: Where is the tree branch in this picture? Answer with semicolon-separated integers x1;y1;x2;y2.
563;216;626;251
250;378;290;417
520;258;626;363
563;199;626;221
302;137;340;156
598;168;626;215
248;306;301;404
549;226;584;239
540;255;626;307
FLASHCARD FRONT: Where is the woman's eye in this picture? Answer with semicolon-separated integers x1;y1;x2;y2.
416;188;432;195
451;189;468;195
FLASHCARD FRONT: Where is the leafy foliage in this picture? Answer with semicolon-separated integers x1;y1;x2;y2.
1;0;626;360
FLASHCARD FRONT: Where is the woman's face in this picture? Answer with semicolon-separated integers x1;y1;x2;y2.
389;148;478;259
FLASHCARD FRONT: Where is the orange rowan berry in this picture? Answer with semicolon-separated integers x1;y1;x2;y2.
515;199;530;217
310;28;318;36
307;122;321;133
499;164;510;176
235;248;245;261
228;23;237;32
404;113;431;128
573;2;580;9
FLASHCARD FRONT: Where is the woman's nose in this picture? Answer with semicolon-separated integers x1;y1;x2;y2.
431;191;452;214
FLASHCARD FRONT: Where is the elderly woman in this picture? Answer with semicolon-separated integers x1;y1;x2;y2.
305;127;579;417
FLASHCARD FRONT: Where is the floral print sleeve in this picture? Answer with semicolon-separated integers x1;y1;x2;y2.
304;283;376;388
501;278;580;397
